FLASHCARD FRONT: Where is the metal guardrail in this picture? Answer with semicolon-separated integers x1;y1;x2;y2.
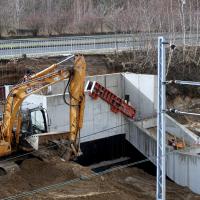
0;33;199;59
0;34;137;59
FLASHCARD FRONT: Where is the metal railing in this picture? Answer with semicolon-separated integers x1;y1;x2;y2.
0;33;199;59
0;34;135;59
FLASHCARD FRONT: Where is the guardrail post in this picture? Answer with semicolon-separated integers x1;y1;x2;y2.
115;34;117;51
19;41;21;56
11;42;13;58
93;38;96;49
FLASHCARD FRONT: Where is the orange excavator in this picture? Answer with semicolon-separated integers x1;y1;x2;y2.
0;55;86;161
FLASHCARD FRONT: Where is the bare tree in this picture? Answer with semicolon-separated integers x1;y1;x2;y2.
24;13;43;36
77;12;98;34
0;0;199;37
53;12;67;35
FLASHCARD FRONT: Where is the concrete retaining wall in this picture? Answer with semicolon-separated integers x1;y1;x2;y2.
166;151;200;194
134;116;198;145
123;73;200;195
123;73;157;120
25;73;127;143
24;72;197;144
166;115;198;145
127;120;200;194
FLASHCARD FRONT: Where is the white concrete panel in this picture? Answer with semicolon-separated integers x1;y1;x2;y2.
95;76;105;85
39;73;124;142
46;94;65;106
53;105;69;127
123;73;157;120
81;125;125;143
174;153;188;186
188;156;200;194
24;94;47;109
124;73;156;102
166;152;175;181
84;102;94;122
81;120;94;135
93;101;103;115
47;103;70;131
166;114;198;144
135;117;157;129
107;87;119;96
105;74;118;87
50;80;68;95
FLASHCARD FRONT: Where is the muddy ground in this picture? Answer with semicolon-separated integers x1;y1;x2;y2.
0;157;199;200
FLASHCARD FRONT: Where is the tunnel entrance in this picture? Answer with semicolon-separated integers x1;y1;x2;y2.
77;134;156;176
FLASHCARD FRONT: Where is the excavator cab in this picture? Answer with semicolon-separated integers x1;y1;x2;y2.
20;104;48;138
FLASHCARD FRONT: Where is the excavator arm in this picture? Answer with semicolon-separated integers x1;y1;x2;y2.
0;55;86;158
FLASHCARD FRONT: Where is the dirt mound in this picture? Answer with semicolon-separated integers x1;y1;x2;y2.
168;96;200;135
0;158;198;200
31;167;200;200
18;158;75;187
0;57;58;85
0;157;91;199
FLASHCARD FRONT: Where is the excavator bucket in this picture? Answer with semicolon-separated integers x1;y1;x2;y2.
0;161;19;176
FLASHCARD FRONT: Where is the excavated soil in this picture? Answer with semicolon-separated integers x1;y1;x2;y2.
107;47;200;98
0;157;91;199
167;96;200;136
0;157;199;200
0;55;117;86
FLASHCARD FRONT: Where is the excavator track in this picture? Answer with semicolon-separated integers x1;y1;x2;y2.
0;161;19;175
0;131;74;175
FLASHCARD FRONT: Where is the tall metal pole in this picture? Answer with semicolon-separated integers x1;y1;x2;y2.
156;37;166;200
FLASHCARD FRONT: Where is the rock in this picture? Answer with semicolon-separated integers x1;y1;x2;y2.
125;176;138;183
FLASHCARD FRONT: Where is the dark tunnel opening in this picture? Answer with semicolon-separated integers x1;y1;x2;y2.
76;134;156;176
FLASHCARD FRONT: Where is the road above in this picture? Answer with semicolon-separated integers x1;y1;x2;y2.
0;33;198;59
